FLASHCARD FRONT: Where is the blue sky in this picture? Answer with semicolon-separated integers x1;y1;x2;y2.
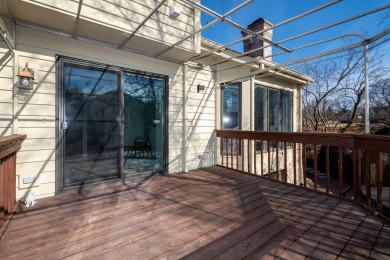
200;0;389;64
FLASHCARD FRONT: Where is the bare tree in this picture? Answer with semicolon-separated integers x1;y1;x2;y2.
370;78;390;126
299;43;390;133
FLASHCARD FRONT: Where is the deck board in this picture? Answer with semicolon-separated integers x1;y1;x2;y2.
0;166;389;259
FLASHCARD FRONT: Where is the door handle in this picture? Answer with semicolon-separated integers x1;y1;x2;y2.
62;121;68;130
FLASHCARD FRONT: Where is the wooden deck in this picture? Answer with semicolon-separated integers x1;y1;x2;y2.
0;166;389;259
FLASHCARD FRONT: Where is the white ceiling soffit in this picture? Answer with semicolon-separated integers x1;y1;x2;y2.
0;0;197;62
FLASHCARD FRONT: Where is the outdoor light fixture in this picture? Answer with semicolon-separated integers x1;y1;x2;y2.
17;63;34;90
197;84;205;93
170;5;181;18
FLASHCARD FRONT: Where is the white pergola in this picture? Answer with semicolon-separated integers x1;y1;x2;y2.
1;0;389;133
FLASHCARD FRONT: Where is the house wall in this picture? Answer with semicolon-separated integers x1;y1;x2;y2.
0;25;215;200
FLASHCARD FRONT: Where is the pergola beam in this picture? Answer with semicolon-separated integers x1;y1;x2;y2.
221;42;364;82
267;33;366;59
181;0;291;53
189;0;342;62
279;4;390;44
206;4;389;70
155;0;253;57
223;0;343;51
72;0;83;38
119;0;168;48
0;16;14;51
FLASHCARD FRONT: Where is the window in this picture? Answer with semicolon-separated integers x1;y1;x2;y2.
221;83;240;130
255;84;293;132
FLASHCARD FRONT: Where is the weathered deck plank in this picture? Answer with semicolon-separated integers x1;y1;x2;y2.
0;166;389;259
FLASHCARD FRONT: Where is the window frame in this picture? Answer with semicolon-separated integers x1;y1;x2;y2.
220;82;242;130
254;84;293;132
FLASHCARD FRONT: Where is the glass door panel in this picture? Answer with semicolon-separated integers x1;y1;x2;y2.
63;63;120;187
123;73;164;175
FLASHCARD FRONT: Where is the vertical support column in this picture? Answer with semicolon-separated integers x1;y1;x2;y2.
193;0;201;54
12;52;18;135
249;76;255;173
214;70;220;166
182;64;188;172
241;79;251;172
364;43;370;134
297;85;303;184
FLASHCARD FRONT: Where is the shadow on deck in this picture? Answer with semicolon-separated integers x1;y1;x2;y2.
0;166;389;259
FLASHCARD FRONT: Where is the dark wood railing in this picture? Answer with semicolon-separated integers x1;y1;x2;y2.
0;135;26;229
215;130;390;216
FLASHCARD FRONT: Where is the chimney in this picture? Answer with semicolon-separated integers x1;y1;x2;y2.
241;18;273;60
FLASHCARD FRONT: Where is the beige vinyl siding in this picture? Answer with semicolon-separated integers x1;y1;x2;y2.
0;43;14;137
185;67;216;170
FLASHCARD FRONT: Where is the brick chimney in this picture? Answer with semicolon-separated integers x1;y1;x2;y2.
241;18;273;60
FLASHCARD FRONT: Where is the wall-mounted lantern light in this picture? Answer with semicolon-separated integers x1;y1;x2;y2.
17;63;34;90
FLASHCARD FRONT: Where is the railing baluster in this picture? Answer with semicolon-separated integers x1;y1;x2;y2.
293;143;297;185
338;147;343;196
247;139;250;173
284;142;287;183
231;138;233;169
226;138;229;168
267;140;271;178
326;145;330;194
242;139;244;172
365;150;371;208
376;152;383;213
221;137;224;167
254;140;257;175
0;157;5;226
314;145;317;190
260;140;264;176
356;148;362;201
236;138;239;170
276;141;279;181
303;143;307;187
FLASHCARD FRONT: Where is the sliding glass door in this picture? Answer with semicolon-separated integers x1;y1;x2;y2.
59;59;166;189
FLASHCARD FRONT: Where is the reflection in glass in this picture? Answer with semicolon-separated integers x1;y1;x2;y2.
269;89;280;131
281;91;292;132
222;84;240;130
254;85;267;131
123;74;164;173
64;63;120;187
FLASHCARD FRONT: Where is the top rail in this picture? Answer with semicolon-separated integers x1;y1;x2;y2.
215;130;390;152
0;135;27;159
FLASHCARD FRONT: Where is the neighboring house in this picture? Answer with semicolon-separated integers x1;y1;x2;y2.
339;111;354;123
0;1;312;199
